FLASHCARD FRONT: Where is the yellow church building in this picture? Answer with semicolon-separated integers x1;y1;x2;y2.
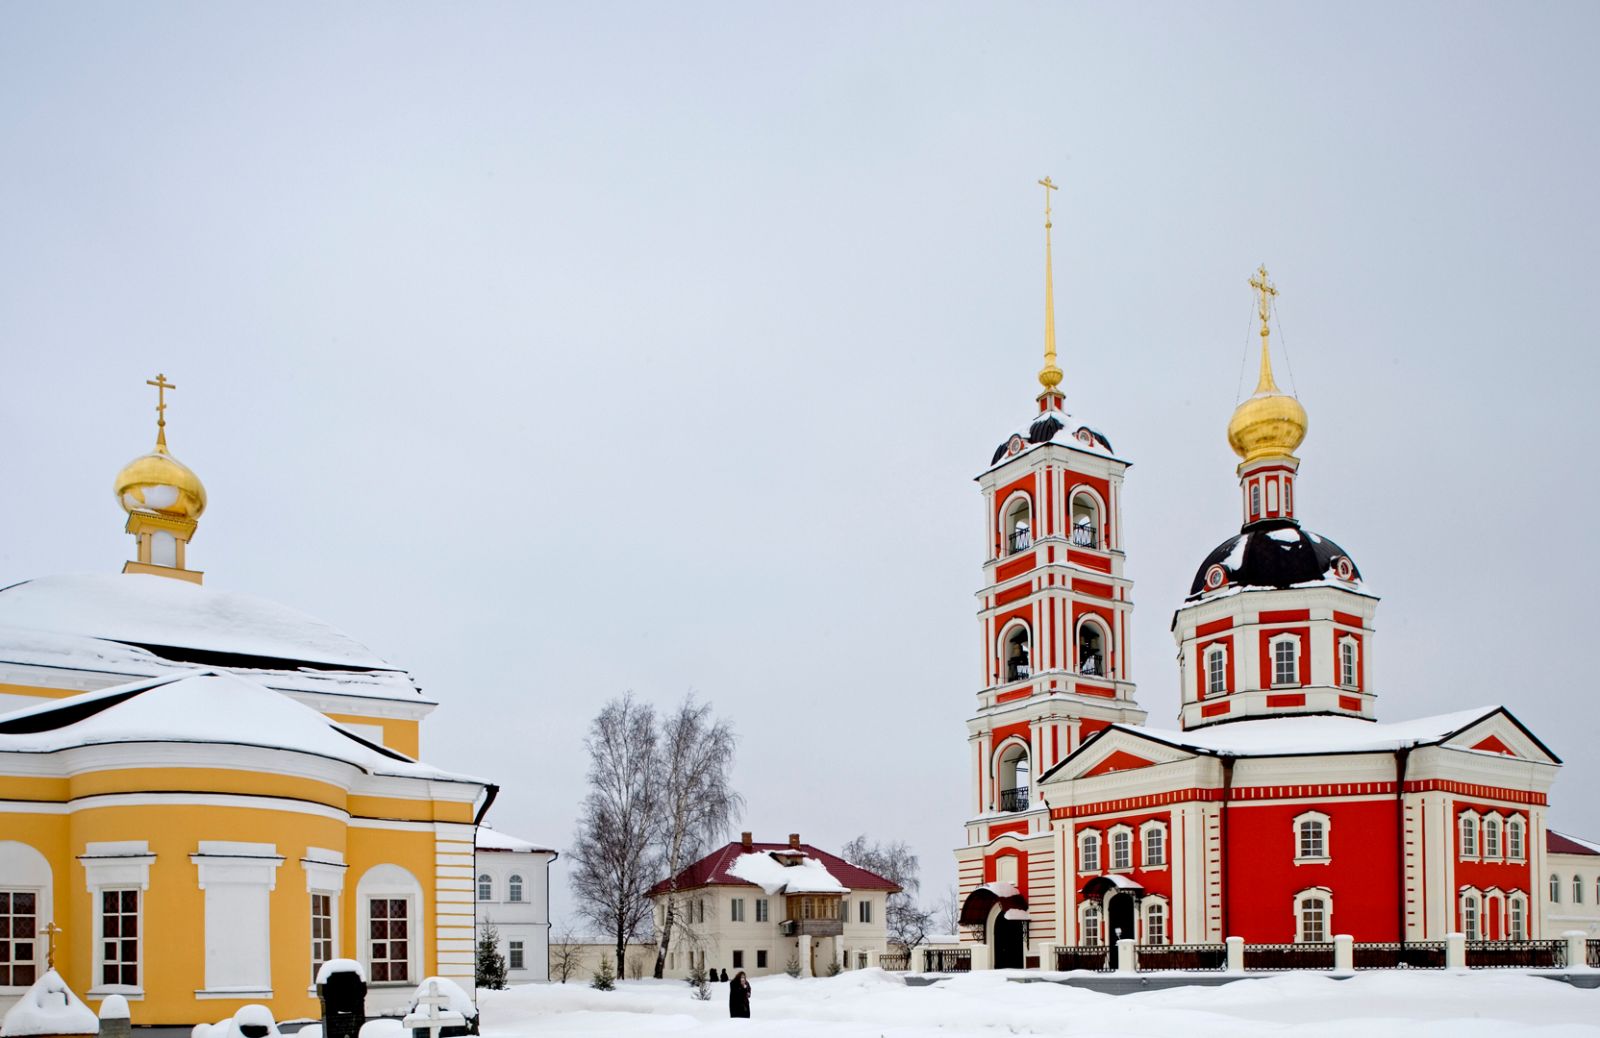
0;378;496;1025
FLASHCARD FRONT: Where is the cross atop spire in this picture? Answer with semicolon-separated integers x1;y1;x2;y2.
146;373;176;450
1037;176;1064;407
1247;265;1280;394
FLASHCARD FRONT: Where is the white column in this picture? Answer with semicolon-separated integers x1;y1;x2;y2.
1333;934;1353;973
1225;936;1244;973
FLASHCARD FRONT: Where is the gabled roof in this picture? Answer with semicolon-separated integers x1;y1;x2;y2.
0;670;482;785
647;840;900;897
1042;705;1560;783
1548;830;1600;856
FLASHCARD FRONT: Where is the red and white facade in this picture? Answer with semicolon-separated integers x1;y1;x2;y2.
956;279;1573;967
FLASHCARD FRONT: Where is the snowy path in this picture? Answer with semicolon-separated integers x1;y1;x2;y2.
479;969;1600;1037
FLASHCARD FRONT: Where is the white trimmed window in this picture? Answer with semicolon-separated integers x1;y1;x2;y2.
1507;818;1524;860
1509;895;1527;940
756;898;768;923
356;864;423;986
858;899;872;924
509;941;524;970
1143;900;1167;946
80;841;154;996
1576;876;1585;904
304;849;346;986
1250;483;1261;518
1550;874;1561;903
1294;812;1330;862
478;874;493;901
1205;646;1227;696
1339;637;1359;688
1081;901;1102;945
1460;814;1478;858
1109;827;1133;871
731;898;745;922
509;875;524;903
1271;635;1300;687
1141;821;1167;867
1483;816;1501;859
1295;890;1331;943
1462;893;1480;940
1080;831;1101;873
311;892;334;981
0;842;52;991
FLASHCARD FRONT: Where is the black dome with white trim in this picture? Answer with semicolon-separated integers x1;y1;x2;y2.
1187;517;1362;599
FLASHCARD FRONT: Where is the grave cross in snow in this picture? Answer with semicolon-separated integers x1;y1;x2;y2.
401;981;465;1038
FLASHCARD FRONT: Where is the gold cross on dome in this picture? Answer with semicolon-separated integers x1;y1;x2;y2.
1248;265;1278;334
146;372;176;448
1037;176;1057;227
44;921;61;969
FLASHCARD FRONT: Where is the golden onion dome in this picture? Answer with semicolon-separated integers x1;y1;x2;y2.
115;445;207;519
1228;264;1308;463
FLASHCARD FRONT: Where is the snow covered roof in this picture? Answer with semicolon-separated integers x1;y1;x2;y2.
0;573;427;704
1044;706;1559;782
0;670;483;785
728;851;847;895
985;408;1119;472
475;827;556;855
1548;830;1600;856
647;839;900;896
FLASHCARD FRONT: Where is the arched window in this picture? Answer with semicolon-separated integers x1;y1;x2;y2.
1070;493;1100;549
1576;876;1585;904
1483;817;1500;858
0;842;53;988
1271;635;1300;687
357;864;423;984
996;742;1030;812
1079;831;1101;873
1205;645;1227;696
508;874;524;903
1295;891;1329;943
477;874;493;901
1509;896;1526;940
1507;818;1524;859
1082;901;1102;946
1460;815;1478;858
1003;497;1032;555
1003;625;1032;682
1294;813;1329;861
1550;874;1561;903
1110;829;1132;871
1144;901;1167;946
1250;483;1261;519
1339;638;1358;688
1462;894;1480;940
1142;823;1167;867
1078;621;1108;677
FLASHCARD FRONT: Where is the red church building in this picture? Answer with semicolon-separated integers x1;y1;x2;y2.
954;199;1567;969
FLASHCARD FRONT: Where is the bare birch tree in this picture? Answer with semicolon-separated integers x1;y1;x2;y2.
651;694;742;978
548;924;584;984
842;835;935;952
570;693;659;976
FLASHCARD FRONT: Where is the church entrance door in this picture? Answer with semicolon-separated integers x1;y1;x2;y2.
1108;893;1136;968
993;915;1025;969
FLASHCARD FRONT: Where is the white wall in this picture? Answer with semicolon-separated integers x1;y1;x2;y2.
475;848;555;983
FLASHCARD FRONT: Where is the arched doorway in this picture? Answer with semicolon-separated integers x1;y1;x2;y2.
1108;893;1137;968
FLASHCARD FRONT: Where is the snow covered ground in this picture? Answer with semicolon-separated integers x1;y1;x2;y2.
478;969;1600;1037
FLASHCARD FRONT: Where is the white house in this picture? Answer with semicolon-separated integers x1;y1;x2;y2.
475;827;557;983
1544;831;1600;940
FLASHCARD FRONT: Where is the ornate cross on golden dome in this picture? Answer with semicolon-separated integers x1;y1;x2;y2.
146;372;176;450
1037;176;1063;399
1247;266;1280;393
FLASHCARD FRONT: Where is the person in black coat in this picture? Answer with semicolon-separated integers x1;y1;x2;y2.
719;968;728;983
728;970;751;1018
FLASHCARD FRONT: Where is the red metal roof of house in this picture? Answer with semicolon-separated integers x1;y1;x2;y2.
1548;830;1600;856
647;839;901;896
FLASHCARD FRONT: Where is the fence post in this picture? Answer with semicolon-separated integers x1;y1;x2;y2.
1332;934;1353;973
1225;936;1244;974
1116;938;1136;974
1563;931;1586;970
1445;932;1466;971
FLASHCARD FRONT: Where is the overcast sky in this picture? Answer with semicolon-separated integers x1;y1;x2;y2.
3;2;1597;929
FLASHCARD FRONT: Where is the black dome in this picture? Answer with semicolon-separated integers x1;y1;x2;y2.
990;411;1114;466
1188;518;1362;598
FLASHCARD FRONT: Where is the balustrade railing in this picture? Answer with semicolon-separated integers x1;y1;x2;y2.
1464;940;1565;969
924;948;972;973
878;953;909;972
1071;524;1099;549
1052;945;1111;972
998;787;1029;812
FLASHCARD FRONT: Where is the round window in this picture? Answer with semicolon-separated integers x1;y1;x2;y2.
1205;564;1227;590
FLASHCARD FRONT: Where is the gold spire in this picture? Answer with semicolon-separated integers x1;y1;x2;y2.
147;372;175;450
1227;265;1308;463
1037;176;1064;399
116;373;207;583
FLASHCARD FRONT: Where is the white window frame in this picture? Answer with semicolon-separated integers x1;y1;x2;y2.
1108;826;1133;872
1080;900;1103;946
1460;812;1479;859
755;898;768;923
1270;634;1301;688
1205;645;1227;697
355;864;424;987
1338;636;1359;689
508;940;524;970
1250;482;1261;518
731;898;745;922
1293;811;1331;864
1550;873;1561;904
1142;897;1168;946
1293;888;1332;944
477;874;493;901
1079;830;1101;873
1000;492;1034;555
1140;821;1168;869
1506;817;1525;860
1076;616;1111;678
1482;814;1502;859
80;841;155;998
1576;875;1585;905
1508;892;1527;940
303;849;347;989
508;874;523;903
1461;890;1481;941
0;842;53;994
858;898;872;924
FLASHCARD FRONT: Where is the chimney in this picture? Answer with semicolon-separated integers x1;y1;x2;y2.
741;832;753;851
789;833;801;849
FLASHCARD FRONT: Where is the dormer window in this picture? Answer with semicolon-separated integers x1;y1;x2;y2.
1271;635;1300;687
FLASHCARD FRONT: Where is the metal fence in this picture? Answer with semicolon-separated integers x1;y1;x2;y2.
1589;940;1599;969
879;953;909;972
924;948;973;973
1243;943;1336;971
1134;943;1227;972
1351;942;1447;970
1464;940;1565;969
1052;945;1112;972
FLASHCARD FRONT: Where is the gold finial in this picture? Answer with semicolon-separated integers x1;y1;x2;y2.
146;373;176;451
1247;265;1279;394
1037;176;1063;398
44;921;61;969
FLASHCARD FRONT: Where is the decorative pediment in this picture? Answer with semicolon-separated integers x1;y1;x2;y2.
1082;749;1159;777
1441;709;1560;766
1041;727;1197;785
